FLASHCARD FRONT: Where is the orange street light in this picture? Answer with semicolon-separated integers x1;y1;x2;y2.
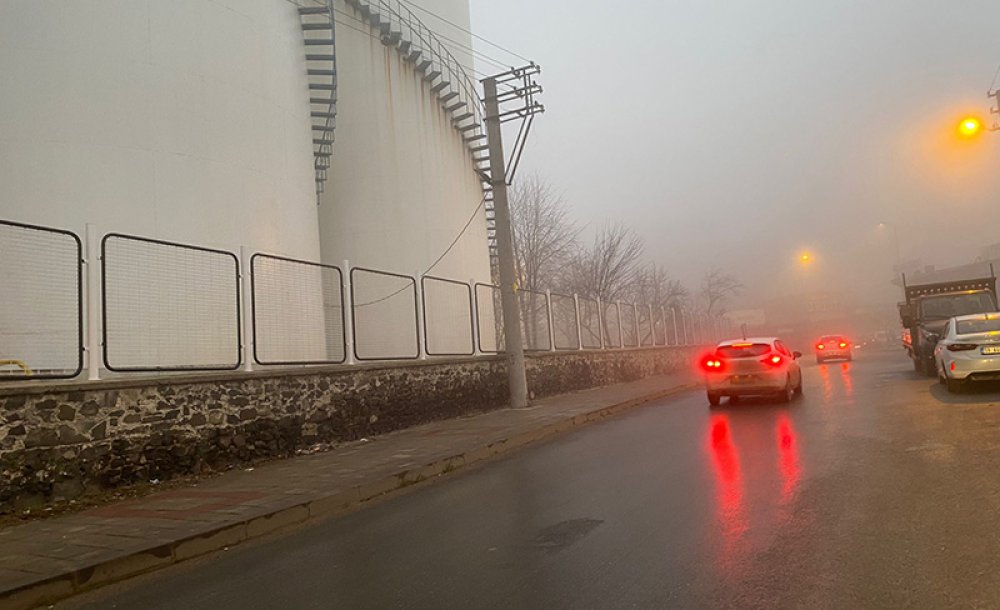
957;116;983;138
798;251;813;265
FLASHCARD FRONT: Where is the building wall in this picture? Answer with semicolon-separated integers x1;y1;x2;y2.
0;0;320;258
319;0;490;284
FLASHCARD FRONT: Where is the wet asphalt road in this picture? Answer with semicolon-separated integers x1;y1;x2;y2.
70;348;1000;609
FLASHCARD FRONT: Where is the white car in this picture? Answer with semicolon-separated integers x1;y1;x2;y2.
934;312;1000;392
702;338;804;406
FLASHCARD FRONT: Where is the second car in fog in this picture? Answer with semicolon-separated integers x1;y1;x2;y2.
815;335;852;363
703;338;803;406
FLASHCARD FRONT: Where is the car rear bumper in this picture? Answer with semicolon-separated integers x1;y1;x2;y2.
705;371;787;395
816;349;850;360
946;353;1000;381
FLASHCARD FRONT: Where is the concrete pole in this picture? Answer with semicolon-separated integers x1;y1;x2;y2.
239;246;254;372
342;259;356;365
483;77;528;408
85;224;101;380
670;307;679;346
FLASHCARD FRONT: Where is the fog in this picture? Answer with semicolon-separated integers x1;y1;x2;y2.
469;0;1000;313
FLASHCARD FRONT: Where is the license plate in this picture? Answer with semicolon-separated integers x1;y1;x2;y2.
731;375;755;385
982;346;1000;355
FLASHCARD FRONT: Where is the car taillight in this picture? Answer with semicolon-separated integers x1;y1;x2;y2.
816;344;825;350
762;354;783;366
838;342;848;348
703;358;724;371
947;343;978;352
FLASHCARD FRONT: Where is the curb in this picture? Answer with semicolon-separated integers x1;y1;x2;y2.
1;382;697;609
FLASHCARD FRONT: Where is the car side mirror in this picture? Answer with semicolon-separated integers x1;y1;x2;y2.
793;351;802;359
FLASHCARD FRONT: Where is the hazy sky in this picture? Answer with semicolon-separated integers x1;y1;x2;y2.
467;0;1000;305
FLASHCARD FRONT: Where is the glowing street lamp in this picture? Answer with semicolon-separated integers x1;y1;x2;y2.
957;116;983;138
798;251;814;266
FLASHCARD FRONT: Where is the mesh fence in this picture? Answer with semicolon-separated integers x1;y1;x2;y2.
621;304;638;347
519;290;551;351
578;297;602;349
666;308;679;346
0;221;82;379
652;307;667;346
422;276;473;356
550;293;579;350
475;283;503;353
602;302;621;348
251;254;344;365
351;268;418;360
638;305;653;347
102;234;240;371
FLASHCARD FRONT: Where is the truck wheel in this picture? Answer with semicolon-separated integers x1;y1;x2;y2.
708;392;721;406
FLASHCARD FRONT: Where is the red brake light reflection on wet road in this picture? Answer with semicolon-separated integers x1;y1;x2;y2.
777;416;801;504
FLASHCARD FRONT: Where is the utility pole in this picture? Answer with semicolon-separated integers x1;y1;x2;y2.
482;64;544;409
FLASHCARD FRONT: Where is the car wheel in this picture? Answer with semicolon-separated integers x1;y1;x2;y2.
708;392;721;406
778;378;794;403
795;379;804;396
729;395;740;405
946;378;965;394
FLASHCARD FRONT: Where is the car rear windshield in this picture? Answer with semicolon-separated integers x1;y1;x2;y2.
818;336;844;343
957;317;1000;335
717;343;771;358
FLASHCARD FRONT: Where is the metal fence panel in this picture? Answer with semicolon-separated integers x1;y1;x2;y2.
578;297;602;349
638;306;653;346
621;304;638;347
422;276;474;356
475;283;503;353
550;293;579;350
0;220;83;380
602;302;621;348
653;308;667;346
351;268;418;360
102;234;240;372
251;254;344;365
519;289;551;351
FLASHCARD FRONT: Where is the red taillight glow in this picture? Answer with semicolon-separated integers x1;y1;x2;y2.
948;343;978;352
762;354;783;366
816;344;825;350
704;358;723;371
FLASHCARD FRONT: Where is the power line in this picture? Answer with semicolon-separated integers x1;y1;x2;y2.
354;194;488;307
332;9;512;83
397;0;531;64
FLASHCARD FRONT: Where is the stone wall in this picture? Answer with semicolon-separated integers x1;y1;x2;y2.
0;347;696;512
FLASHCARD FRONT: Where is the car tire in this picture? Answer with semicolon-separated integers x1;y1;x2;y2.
708;392;721;406
946;378;965;394
729;395;740;405
778;378;794;403
795;379;804;396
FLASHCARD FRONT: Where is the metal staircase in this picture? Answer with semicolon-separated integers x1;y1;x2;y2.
295;1;338;196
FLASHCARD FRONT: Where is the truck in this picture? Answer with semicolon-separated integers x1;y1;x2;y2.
899;271;998;376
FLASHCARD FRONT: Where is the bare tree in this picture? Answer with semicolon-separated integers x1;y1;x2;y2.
509;174;579;292
563;223;645;302
629;263;689;309
700;268;743;317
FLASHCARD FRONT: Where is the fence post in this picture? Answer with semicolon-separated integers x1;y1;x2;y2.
239;246;254;372
342;259;356;365
85;223;102;381
573;294;583;350
671;307;679;347
598;299;605;349
633;303;640;347
415;270;427;360
545;289;555;351
648;304;654;346
469;278;481;356
659;305;667;346
616;301;624;348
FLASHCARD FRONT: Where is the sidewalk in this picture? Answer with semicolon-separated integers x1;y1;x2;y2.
0;373;696;609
